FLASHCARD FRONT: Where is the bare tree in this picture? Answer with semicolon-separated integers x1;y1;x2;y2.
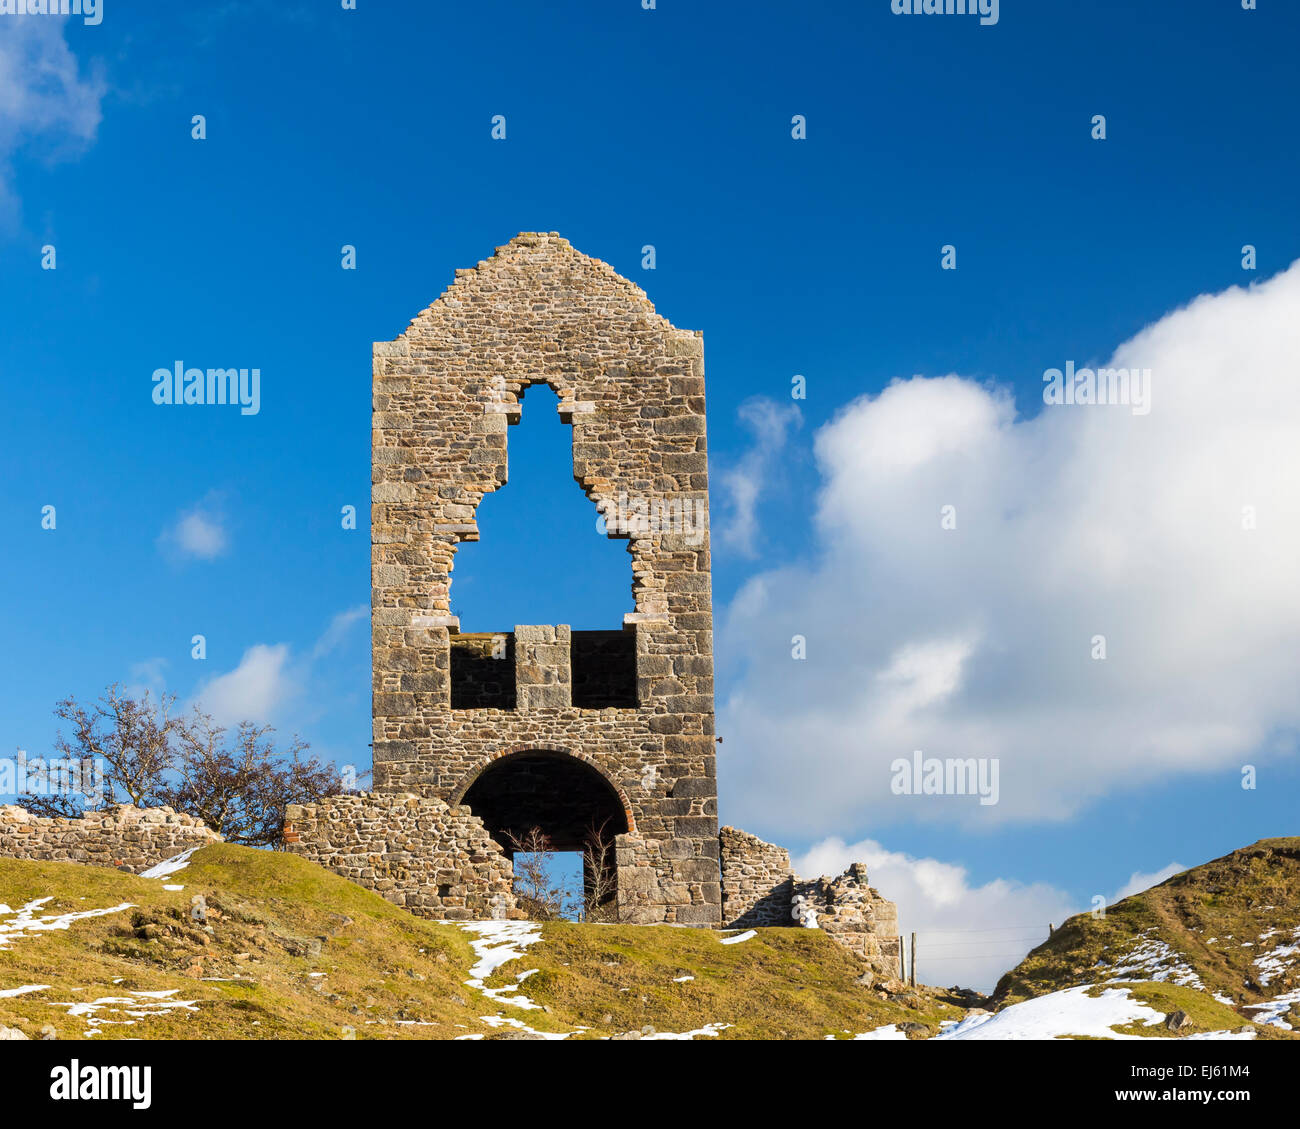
582;818;619;923
161;710;344;847
19;684;179;816
503;827;573;921
18;686;348;846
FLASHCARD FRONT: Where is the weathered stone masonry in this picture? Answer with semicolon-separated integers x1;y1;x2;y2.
0;804;220;873
721;825;902;977
367;232;721;925
283;792;515;920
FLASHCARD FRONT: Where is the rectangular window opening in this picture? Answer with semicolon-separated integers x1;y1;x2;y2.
571;627;638;709
450;632;516;710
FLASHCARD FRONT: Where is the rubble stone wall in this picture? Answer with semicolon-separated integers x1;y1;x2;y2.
719;825;902;975
719;825;796;927
0;804;220;874
283;792;516;920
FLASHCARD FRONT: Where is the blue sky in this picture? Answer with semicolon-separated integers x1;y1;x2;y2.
3;1;1299;985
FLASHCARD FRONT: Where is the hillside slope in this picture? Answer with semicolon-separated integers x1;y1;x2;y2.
989;837;1300;1038
0;845;961;1040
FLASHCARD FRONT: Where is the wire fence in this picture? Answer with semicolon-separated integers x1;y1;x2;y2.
900;924;1055;983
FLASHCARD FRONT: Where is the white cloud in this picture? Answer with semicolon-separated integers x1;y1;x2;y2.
192;643;295;727
159;499;228;560
0;16;104;218
1111;863;1185;904
717;398;801;557
795;837;1076;992
312;605;367;661
720;262;1300;834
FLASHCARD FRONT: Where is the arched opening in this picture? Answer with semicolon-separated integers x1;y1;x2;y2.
460;751;629;920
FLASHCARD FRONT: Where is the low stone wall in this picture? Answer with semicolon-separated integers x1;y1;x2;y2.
283;792;517;920
720;825;901;976
720;825;795;927
615;832;721;926
0;804;220;873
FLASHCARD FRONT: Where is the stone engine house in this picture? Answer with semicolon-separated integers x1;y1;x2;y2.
364;231;720;925
277;233;902;972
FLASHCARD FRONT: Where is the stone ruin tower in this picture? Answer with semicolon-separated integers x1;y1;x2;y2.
280;233;901;973
368;232;721;925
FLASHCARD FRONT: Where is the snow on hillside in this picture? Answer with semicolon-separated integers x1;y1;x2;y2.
935;985;1252;1041
1097;931;1204;989
0;898;134;951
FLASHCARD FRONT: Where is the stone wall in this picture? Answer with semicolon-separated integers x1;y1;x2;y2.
720;825;795;927
797;865;902;977
615;830;722;926
283;792;517;920
720;825;901;975
0;804;220;873
369;233;721;923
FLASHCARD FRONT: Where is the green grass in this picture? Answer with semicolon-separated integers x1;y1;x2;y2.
0;846;958;1040
505;922;963;1040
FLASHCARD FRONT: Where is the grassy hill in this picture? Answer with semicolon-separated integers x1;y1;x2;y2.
7;838;1296;1040
0;844;962;1040
989;837;1300;1039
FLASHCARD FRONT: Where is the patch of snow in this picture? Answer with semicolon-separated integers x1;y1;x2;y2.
672;975;695;983
833;1024;908;1041
459;921;548;1011
47;989;200;1034
0;898;135;950
1100;930;1204;989
937;986;1207;1041
1253;926;1300;987
139;847;201;880
480;1014;571;1040
639;1022;731;1040
0;985;49;999
1242;988;1300;1031
162;884;184;892
720;930;756;945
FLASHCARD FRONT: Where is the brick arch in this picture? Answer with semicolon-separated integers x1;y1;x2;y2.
448;745;636;836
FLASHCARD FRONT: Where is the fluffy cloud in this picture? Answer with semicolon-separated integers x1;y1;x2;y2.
159;498;229;560
0;16;104;217
187;607;368;728
720;263;1300;834
795;837;1077;992
191;643;295;727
